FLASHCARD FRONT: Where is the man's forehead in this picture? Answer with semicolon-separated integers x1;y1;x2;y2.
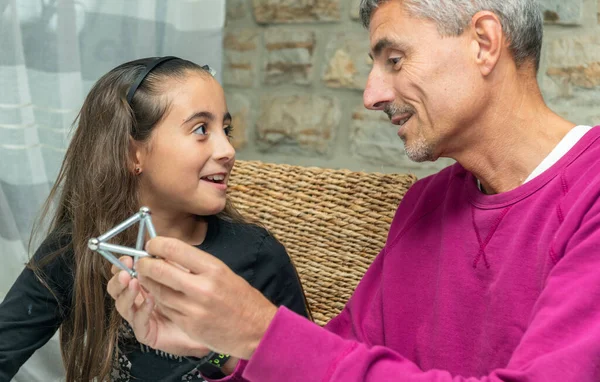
368;3;407;37
368;5;411;58
367;1;443;59
368;0;406;29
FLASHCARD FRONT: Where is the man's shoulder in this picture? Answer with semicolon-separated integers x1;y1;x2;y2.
386;162;466;238
560;126;600;199
406;161;466;199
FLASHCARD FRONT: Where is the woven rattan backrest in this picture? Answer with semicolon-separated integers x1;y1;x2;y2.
228;160;417;325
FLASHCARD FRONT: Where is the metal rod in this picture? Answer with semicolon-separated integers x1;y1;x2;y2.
145;215;157;238
98;213;142;242
136;218;146;250
98;242;150;258
97;249;135;277
133;218;147;271
90;207;155;276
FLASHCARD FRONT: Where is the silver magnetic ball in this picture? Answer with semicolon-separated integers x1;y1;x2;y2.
139;206;151;216
88;238;99;251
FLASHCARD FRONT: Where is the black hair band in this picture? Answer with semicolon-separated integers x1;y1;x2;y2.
126;56;179;105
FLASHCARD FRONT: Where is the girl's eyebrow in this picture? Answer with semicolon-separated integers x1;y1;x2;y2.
182;111;232;125
182;111;214;125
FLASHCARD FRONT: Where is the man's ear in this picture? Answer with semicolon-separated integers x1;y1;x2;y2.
469;11;504;76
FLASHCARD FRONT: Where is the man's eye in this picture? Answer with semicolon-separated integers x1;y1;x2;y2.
388;57;402;68
192;124;208;135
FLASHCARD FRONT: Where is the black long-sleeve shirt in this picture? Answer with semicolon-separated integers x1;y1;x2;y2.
0;216;309;381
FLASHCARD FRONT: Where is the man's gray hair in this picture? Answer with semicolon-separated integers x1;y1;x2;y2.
359;0;543;70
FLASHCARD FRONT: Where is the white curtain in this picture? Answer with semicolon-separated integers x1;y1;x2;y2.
0;0;225;380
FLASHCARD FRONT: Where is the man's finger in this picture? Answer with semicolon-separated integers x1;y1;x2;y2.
131;295;155;345
145;237;217;274
153;300;188;327
115;278;142;323
111;256;133;275
136;256;195;293
136;274;188;314
154;299;188;320
107;270;131;300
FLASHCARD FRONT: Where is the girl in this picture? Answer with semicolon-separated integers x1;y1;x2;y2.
0;57;310;381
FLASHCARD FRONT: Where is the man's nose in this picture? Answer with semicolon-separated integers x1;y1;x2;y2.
363;68;395;111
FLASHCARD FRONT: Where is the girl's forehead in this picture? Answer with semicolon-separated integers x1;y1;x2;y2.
164;71;214;92
166;73;220;101
161;74;226;120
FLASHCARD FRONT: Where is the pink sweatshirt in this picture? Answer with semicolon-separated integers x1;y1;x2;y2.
217;126;600;382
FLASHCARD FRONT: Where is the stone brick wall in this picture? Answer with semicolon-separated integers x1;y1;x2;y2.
224;0;600;178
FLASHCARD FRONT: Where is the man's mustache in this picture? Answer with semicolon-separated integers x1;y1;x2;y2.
384;103;415;120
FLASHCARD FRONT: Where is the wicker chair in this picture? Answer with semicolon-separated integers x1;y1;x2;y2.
228;160;417;326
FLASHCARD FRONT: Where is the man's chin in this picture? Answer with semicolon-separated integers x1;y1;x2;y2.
404;142;435;163
406;153;430;163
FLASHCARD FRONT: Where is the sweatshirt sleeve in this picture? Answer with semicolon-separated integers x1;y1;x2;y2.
236;197;600;381
204;179;431;382
0;234;73;380
204;247;388;382
202;232;311;382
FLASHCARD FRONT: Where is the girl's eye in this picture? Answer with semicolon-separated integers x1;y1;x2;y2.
192;124;208;135
224;125;234;139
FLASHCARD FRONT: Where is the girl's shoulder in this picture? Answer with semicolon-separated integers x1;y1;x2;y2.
210;216;272;245
21;225;75;311
30;225;74;266
204;216;289;267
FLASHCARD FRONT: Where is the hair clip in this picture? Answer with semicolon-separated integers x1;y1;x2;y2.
202;65;217;77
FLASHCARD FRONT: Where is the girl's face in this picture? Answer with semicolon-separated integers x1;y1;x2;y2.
134;71;235;218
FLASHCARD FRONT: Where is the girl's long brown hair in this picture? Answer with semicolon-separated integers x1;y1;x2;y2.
29;58;246;381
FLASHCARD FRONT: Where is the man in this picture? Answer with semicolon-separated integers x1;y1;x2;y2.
108;0;600;380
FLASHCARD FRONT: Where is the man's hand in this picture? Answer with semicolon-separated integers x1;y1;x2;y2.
134;237;278;360
106;256;211;358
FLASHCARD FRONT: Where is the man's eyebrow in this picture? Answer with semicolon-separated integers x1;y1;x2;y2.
370;38;394;60
182;111;215;125
369;38;407;60
223;112;232;122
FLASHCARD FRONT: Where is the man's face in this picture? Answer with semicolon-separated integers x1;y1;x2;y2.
364;1;481;162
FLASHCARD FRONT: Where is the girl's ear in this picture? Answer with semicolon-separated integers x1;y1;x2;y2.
129;136;144;175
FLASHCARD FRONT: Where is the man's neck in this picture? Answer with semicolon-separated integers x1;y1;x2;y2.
450;75;574;194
